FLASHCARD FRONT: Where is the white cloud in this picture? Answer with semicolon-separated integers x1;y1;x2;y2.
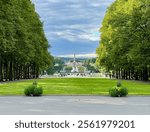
32;0;115;55
46;28;100;42
58;53;97;58
32;0;113;42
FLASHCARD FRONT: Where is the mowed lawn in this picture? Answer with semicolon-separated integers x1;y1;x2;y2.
0;78;150;95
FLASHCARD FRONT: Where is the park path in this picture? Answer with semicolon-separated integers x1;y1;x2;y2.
0;96;150;115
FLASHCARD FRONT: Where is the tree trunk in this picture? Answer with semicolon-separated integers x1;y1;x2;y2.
143;67;148;81
9;60;13;81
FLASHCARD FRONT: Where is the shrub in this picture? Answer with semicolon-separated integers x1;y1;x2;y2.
116;81;122;87
109;87;120;97
109;81;128;97
24;82;43;96
24;85;35;96
119;86;128;97
34;86;43;96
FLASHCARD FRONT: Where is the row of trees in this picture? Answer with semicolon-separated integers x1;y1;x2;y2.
0;0;53;81
96;0;150;81
46;58;64;75
83;58;99;73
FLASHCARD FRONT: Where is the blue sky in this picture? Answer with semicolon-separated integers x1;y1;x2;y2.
32;0;115;57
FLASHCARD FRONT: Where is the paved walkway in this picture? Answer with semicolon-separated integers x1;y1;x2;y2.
0;96;150;115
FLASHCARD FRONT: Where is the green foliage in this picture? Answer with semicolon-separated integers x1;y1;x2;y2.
96;0;150;81
24;81;43;96
119;86;128;97
0;0;53;81
117;81;122;87
78;66;85;73
109;87;120;97
109;81;128;97
33;86;43;96
24;85;35;96
64;66;72;73
83;58;98;72
54;58;65;73
46;57;65;74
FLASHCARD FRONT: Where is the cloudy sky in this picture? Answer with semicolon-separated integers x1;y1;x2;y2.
32;0;115;57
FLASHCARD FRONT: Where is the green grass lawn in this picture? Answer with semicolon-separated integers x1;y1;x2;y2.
0;78;150;95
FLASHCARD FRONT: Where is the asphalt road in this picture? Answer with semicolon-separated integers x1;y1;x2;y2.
0;96;150;115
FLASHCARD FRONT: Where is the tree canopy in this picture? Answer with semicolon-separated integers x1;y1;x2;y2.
0;0;53;81
96;0;150;81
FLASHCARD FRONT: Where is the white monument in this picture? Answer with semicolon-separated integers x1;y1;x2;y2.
71;54;79;73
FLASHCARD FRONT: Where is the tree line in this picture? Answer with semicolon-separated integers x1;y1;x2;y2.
96;0;150;81
0;0;53;81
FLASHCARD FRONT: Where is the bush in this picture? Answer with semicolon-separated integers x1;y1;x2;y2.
24;85;35;96
119;86;128;97
116;81;122;87
24;82;43;96
33;86;43;96
109;87;119;97
109;81;128;97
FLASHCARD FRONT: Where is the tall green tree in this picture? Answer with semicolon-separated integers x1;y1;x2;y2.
0;0;53;81
96;0;150;81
